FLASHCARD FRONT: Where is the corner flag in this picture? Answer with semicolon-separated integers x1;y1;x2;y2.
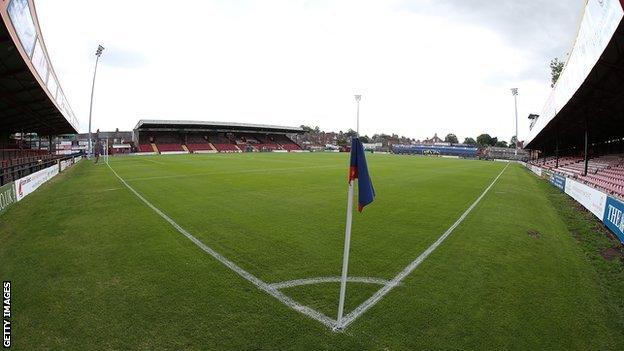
349;137;375;212
336;137;376;328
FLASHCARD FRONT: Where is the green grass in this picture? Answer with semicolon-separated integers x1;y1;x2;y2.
1;152;623;350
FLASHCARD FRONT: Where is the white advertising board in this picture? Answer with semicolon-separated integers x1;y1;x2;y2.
15;165;59;202
564;178;608;219
527;164;542;177
59;158;73;172
533;165;542;177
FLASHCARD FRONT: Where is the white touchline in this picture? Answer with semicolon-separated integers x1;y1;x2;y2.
269;276;393;290
335;163;510;330
107;163;338;329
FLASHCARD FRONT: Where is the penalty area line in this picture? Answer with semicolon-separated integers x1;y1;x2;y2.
336;162;510;330
106;163;338;330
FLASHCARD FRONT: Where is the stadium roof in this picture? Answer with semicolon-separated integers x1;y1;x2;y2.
134;119;304;134
525;1;624;153
0;0;78;135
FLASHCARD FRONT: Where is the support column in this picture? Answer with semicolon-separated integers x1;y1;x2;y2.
583;117;589;176
555;132;559;169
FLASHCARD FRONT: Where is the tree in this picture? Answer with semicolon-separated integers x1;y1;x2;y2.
550;57;565;88
476;134;496;146
444;133;458;144
463;137;477;146
344;129;358;138
495;140;508;148
360;135;371;143
371;134;391;143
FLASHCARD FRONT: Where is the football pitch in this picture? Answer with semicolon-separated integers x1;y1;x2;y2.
2;153;624;350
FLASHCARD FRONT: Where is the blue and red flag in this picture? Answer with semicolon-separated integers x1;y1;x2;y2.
349;137;375;212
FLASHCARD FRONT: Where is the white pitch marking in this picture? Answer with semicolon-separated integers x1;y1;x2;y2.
108;160;509;332
107;163;338;329
270;276;393;290
335;163;510;330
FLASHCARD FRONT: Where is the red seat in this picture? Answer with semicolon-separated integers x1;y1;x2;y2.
138;144;153;152
157;144;183;152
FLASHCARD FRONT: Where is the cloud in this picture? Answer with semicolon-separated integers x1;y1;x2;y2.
99;46;149;69
397;0;584;80
34;0;583;143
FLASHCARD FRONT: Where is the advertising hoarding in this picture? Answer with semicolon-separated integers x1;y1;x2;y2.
31;38;49;83
564;178;608;219
59;158;73;172
550;173;566;191
0;182;17;215
528;164;542;177
14;165;59;202
603;197;624;243
7;0;36;56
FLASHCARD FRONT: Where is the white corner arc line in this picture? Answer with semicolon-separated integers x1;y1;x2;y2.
106;163;338;329
270;276;393;290
336;163;510;330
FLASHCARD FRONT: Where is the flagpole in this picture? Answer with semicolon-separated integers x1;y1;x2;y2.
337;179;354;326
355;94;361;136
337;94;362;328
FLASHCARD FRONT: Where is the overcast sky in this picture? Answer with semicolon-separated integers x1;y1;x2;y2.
35;0;584;143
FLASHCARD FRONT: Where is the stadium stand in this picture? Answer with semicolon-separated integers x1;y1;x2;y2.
138;144;154;153
531;154;624;198
185;134;215;152
0;153;65;185
0;0;80;186
157;143;184;152
186;143;214;152
272;134;301;151
133;120;303;154
524;0;624;202
213;143;241;152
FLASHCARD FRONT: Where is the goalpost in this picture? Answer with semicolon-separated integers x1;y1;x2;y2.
94;139;109;165
104;139;109;165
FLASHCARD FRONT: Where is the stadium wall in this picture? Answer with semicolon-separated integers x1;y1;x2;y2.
524;163;624;243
